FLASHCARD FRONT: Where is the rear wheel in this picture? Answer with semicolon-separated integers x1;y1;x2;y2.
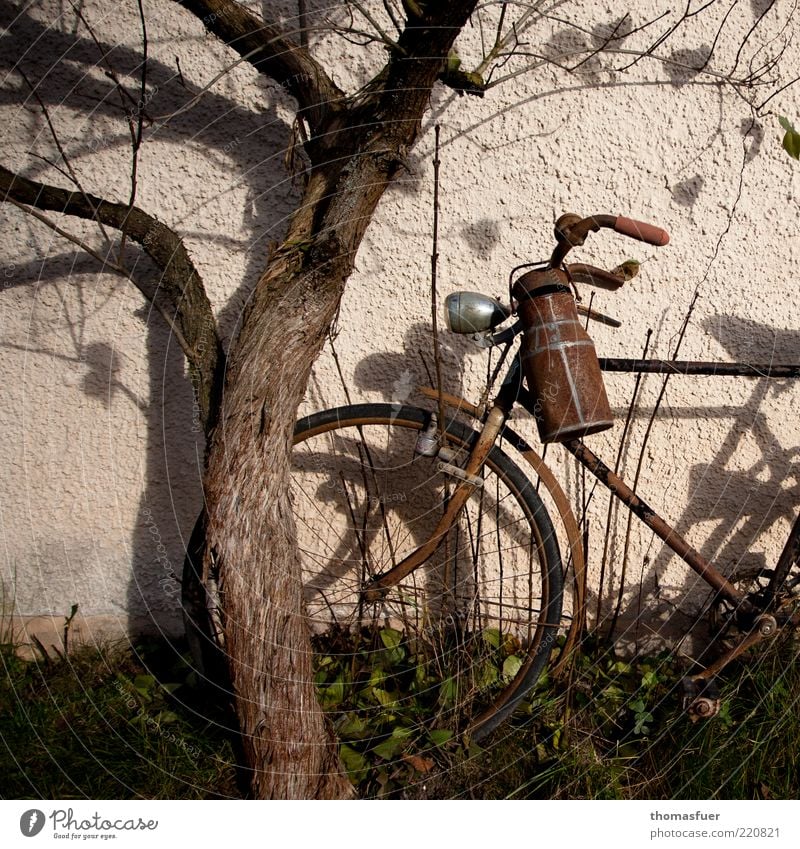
292;403;563;741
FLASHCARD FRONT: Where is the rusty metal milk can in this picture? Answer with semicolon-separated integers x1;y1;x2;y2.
512;267;613;443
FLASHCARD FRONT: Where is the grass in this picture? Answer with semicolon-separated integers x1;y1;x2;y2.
408;634;800;800
2;628;799;799
0;638;240;799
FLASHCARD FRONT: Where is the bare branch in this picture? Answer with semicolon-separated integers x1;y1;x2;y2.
17;68;111;244
351;1;405;53
382;0;403;34
172;0;344;133
474;0;548;76
120;0;149;260
5;196;192;360
485;43;763;90
152;47;263;122
0;165;224;433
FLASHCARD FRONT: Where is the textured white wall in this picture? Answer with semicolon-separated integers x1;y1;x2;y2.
2;0;799;653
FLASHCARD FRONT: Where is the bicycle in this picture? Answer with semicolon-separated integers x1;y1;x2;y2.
292;212;800;744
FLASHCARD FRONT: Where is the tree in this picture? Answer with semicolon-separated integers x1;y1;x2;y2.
1;0;797;798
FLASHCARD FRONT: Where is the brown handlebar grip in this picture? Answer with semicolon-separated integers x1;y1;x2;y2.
614;216;670;246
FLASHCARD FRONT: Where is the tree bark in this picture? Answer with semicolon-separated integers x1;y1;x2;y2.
198;0;479;800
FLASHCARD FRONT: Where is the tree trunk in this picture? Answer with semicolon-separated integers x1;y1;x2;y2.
200;1;479;799
202;172;383;799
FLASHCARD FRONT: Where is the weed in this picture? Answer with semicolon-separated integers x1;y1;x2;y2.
0;637;239;799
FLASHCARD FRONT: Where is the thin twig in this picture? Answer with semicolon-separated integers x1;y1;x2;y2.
152;47;264;122
757;74;800;112
18;68;111;243
351;1;404;53
298;0;309;47
431;125;447;447
694;0;739;74
120;0;148;261
485;44;758;89
474;0;546;77
175;55;187;87
606;329;654;639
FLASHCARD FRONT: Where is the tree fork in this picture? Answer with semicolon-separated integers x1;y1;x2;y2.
199;2;479;798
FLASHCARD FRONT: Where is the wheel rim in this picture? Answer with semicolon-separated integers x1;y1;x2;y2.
291;406;561;734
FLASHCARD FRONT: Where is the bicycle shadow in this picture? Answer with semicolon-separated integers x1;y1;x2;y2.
607;316;800;656
352;322;483;409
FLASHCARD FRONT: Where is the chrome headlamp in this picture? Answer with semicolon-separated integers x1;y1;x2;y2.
444;291;511;334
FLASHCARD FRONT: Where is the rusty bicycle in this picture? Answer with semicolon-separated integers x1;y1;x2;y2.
291;212;800;743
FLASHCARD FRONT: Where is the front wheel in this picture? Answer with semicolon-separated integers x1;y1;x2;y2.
292;404;563;742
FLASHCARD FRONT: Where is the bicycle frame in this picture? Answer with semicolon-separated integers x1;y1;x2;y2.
361;208;800;718
362;349;800;713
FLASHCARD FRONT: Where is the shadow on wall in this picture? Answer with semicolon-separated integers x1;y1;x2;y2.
0;6;308;636
597;315;800;654
352;322;482;408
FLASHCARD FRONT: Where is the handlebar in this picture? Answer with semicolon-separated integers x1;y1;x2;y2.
613;215;670;246
550;213;669;267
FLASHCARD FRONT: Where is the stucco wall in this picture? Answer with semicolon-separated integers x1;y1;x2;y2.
2;0;800;654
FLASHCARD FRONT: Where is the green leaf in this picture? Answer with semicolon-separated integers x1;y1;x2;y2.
337;714;370;741
603;684;624;698
133;674;155;695
439;676;458;707
502;654;523;682
783;129;800;160
634;712;654;735
372;739;399;761
429;729;454;747
475;660;499;690
319;676;345;708
641;670;659;690
368;668;387;689
339;744;369;782
379;627;403;650
379;628;405;665
779;116;796;133
482;628;501;648
373;727;413;761
468;741;484;758
155;710;179;725
371;688;396;707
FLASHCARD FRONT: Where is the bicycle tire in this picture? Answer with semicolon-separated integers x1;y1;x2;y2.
292;403;563;742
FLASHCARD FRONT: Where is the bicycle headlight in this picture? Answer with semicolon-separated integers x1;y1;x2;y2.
444;291;511;334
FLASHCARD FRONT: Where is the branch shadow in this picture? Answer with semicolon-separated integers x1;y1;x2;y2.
0;6;324;644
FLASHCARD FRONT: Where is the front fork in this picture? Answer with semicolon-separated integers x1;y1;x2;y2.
362;402;508;601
